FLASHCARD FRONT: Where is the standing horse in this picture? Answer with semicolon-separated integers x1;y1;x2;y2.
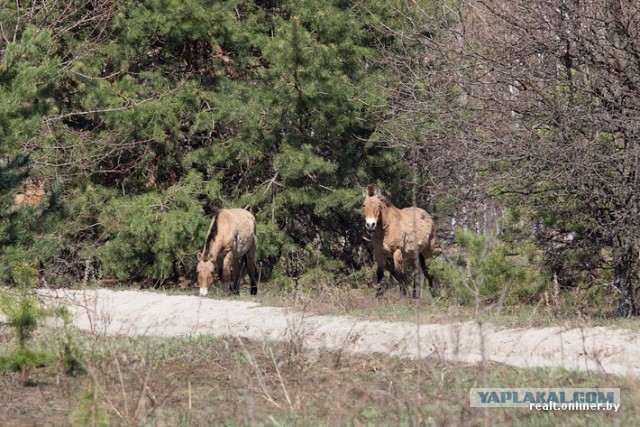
362;185;436;298
197;207;258;296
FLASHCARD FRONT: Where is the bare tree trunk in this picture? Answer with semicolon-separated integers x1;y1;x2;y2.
552;271;560;307
614;245;639;317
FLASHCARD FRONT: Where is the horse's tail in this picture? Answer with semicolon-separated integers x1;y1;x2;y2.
240;253;248;275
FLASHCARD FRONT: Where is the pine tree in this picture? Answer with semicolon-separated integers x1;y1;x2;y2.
51;0;413;284
0;24;61;283
2;1;423;286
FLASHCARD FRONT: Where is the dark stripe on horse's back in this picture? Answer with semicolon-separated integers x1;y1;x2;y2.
201;207;220;260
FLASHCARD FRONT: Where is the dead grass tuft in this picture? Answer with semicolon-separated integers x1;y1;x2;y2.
1;324;639;425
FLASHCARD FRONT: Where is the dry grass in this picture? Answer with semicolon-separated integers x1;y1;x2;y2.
1;320;639;426
7;281;634;425
247;281;640;332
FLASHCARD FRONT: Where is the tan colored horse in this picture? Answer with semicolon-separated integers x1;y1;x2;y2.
197;208;258;296
363;185;436;298
15;179;46;206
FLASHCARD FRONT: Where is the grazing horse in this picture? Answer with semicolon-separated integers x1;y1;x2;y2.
362;185;436;298
197;207;258;296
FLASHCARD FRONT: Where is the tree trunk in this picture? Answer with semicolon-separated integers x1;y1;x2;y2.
614;245;639;317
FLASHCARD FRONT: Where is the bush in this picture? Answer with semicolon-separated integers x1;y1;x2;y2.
0;263;53;376
0;262;80;378
95;172;212;284
0;263;49;348
432;229;545;306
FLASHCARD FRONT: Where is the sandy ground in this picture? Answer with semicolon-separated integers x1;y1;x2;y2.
36;288;640;378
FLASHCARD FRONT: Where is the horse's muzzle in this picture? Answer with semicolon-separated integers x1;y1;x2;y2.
365;221;377;233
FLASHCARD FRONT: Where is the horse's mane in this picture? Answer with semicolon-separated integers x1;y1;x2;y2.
201;206;221;261
378;191;394;208
366;184;395;208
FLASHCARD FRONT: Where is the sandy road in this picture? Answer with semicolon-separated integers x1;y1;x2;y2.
38;288;640;377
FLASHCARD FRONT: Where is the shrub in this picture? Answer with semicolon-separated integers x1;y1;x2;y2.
0;262;81;377
431;229;545;306
0;263;53;374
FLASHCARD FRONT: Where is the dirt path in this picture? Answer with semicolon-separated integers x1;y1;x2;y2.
39;288;640;377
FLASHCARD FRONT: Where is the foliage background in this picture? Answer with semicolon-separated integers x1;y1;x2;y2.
1;0;414;287
2;0;639;315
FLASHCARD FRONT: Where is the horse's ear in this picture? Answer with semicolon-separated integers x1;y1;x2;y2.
211;198;222;214
375;187;382;197
362;187;368;198
197;252;202;261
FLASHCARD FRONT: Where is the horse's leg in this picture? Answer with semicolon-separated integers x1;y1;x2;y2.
231;256;241;295
393;250;407;296
413;255;424;298
374;251;387;298
216;258;224;293
421;247;436;295
246;242;258;295
221;253;234;294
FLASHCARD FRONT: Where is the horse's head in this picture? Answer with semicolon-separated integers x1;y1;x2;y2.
197;254;215;296
362;185;383;233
